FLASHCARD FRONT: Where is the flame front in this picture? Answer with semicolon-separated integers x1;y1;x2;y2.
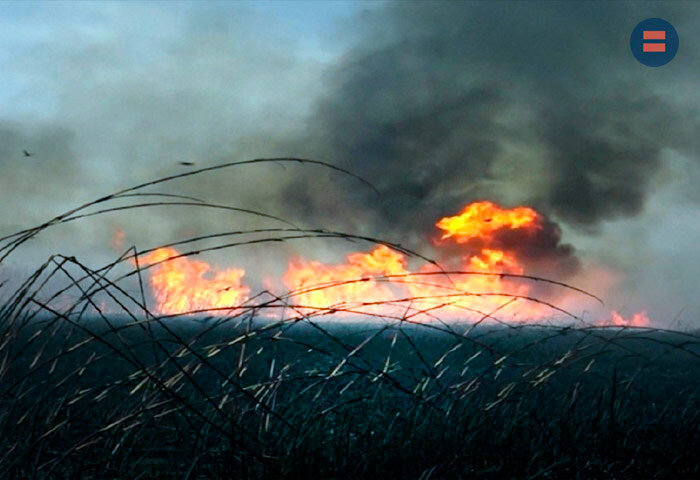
281;201;542;319
404;202;539;317
137;201;652;325
282;245;410;313
406;248;531;316
140;247;249;315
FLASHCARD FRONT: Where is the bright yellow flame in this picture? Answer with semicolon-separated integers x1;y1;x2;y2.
139;247;249;315
140;202;597;322
436;201;540;243
281;202;546;319
282;245;409;312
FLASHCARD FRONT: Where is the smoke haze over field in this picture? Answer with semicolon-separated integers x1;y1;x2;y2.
1;1;700;325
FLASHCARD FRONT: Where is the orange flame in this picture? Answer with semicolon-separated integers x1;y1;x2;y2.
280;201;544;319
139;247;249;315
403;250;535;319
604;310;651;327
138;201;649;325
436;201;540;243
282;245;409;313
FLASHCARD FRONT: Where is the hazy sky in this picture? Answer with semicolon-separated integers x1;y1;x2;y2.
1;1;699;326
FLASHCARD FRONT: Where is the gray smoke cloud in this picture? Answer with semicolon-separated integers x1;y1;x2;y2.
2;1;700;323
286;1;698;239
0;3;328;268
0;122;83;230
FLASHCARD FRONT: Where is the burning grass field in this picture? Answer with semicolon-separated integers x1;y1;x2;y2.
0;159;699;479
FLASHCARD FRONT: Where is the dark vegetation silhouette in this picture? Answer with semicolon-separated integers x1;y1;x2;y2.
0;159;698;479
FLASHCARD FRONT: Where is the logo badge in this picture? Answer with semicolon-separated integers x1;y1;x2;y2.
630;18;679;67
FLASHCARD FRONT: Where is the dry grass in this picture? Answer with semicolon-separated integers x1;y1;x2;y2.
0;159;698;479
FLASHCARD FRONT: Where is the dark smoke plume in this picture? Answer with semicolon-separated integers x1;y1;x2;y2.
287;1;695;242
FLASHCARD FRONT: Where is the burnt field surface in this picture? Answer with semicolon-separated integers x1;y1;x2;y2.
0;159;699;479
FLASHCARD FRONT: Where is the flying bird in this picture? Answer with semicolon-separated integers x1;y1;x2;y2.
179;161;195;166
23;150;34;157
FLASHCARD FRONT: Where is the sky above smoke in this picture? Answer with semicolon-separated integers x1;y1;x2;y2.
1;1;699;325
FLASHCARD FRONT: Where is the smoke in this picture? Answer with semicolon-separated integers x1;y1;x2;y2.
473;218;579;280
287;1;697;239
0;122;83;229
537;91;684;224
0;2;327;269
2;1;700;323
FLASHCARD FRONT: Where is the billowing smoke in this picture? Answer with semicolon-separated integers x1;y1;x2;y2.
2;2;700;323
286;1;695;241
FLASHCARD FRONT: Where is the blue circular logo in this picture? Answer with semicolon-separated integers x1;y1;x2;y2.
630;18;678;67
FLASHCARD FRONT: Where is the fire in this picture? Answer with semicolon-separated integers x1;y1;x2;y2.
436;201;540;243
281;201;544;319
404;248;535;319
605;310;651;327
467;249;522;274
398;202;541;318
282;245;409;312
136;201;651;326
139;247;249;315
